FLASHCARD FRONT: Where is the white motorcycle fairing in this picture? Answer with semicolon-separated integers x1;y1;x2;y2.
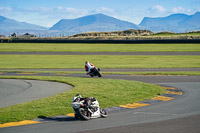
87;100;101;118
71;99;107;120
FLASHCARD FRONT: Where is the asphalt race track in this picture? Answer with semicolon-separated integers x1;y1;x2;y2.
0;51;200;132
0;79;73;108
0;73;200;133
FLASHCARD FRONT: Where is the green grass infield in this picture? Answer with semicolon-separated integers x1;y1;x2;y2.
0;55;200;68
0;43;200;52
0;76;165;124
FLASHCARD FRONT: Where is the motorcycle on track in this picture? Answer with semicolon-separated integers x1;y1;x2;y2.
85;61;102;78
71;97;108;120
89;68;102;77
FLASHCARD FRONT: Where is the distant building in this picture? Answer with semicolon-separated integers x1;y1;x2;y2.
0;35;5;37
22;33;36;38
11;33;17;37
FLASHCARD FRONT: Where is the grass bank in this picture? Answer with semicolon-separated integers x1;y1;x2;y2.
0;43;200;52
0;55;199;69
0;76;165;124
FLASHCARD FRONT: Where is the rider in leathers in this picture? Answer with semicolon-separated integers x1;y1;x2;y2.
72;94;97;119
85;61;95;75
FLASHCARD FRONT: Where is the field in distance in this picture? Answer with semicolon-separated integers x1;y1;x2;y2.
0;43;200;52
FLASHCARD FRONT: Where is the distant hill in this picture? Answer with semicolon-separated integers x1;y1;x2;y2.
0;12;200;36
180;12;200;27
50;13;139;34
139;12;200;33
0;16;47;35
71;29;153;37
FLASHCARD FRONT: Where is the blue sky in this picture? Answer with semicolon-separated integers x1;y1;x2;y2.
0;0;199;27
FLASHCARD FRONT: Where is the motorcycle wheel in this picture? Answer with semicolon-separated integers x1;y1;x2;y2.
100;108;108;118
89;72;94;77
78;108;91;120
96;71;102;77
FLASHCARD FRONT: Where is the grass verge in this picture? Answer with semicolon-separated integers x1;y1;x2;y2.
0;76;165;124
0;43;200;52
0;55;200;68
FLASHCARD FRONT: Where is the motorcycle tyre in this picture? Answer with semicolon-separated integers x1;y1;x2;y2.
89;72;94;77
98;73;102;78
96;71;102;77
78;108;91;120
100;108;108;118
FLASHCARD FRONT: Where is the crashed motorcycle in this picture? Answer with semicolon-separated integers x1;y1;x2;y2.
88;68;102;77
71;98;108;120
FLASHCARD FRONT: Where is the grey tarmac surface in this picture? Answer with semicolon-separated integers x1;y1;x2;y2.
1;44;200;132
0;51;200;55
103;74;200;83
0;73;200;133
77;114;200;133
0;81;199;133
0;79;73;108
1;72;200;83
0;50;199;132
68;73;200;83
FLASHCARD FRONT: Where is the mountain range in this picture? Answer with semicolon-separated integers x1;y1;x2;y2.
139;12;200;32
0;16;47;35
0;12;199;36
50;13;138;34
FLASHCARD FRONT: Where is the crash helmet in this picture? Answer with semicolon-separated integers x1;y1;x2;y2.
72;94;82;102
76;94;82;98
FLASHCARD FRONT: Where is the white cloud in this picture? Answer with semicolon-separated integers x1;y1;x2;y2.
52;7;89;17
170;6;198;15
89;7;114;16
0;7;12;12
40;7;53;12
96;7;114;13
152;5;166;12
66;8;78;12
172;6;185;13
145;5;168;18
57;6;63;11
